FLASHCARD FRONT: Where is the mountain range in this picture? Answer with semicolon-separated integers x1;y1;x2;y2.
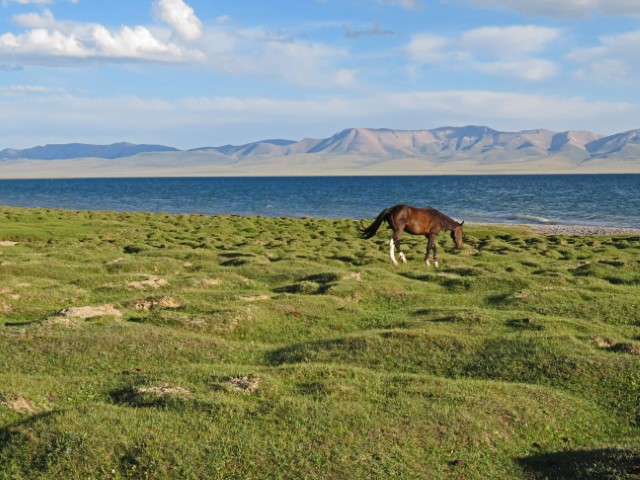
3;125;640;161
1;126;639;178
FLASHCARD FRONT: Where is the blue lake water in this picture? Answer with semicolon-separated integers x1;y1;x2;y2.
0;175;639;227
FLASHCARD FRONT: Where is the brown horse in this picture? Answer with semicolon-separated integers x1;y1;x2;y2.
358;204;464;267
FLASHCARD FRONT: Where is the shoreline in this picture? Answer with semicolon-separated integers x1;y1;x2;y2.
471;222;640;235
1;204;638;235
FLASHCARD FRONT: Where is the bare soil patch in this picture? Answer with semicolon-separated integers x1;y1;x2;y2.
59;304;123;320
239;294;270;302
135;385;191;397
228;375;261;393
196;278;223;287
342;272;362;281
0;394;38;414
130;296;181;311
127;276;169;289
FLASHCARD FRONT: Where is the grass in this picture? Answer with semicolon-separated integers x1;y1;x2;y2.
1;205;639;479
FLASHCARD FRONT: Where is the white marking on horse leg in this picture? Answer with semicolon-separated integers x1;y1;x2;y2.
434;260;439;269
389;239;398;266
399;251;407;263
425;258;431;266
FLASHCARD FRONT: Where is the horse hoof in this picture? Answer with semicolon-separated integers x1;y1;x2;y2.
434;261;439;268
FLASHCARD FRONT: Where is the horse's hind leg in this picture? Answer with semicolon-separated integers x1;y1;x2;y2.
389;239;398;266
424;238;431;266
389;231;406;266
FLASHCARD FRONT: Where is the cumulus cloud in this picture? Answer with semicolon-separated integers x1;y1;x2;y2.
0;24;204;64
0;29;86;57
467;0;640;18
0;1;352;88
153;0;203;41
1;1;203;65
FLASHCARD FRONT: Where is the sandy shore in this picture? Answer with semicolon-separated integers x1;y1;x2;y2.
474;223;640;235
527;224;640;235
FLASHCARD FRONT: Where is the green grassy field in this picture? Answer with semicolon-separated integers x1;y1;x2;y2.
0;206;639;479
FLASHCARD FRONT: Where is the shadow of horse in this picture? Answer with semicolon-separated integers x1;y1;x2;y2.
517;448;640;479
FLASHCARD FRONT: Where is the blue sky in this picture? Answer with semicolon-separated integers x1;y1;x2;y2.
2;0;640;149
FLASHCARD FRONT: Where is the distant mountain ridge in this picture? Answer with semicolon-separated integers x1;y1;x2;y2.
2;126;640;161
0;142;178;160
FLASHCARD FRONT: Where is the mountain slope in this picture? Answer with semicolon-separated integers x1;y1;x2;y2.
586;129;640;159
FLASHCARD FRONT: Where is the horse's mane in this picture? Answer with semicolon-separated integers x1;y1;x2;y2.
424;206;460;228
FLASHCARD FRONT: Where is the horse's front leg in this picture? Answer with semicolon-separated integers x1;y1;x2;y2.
424;234;438;268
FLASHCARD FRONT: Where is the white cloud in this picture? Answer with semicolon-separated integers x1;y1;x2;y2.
467;0;640;18
0;24;204;64
237;40;356;88
568;29;640;82
0;84;61;95
90;25;194;60
12;9;54;28
1;2;203;65
0;29;86;57
376;90;637;133
153;0;203;41
473;59;558;81
405;25;560;81
405;34;449;63
460;25;560;58
193;27;357;88
0;1;351;88
2;90;638;148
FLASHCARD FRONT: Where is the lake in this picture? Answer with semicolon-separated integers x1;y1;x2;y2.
0;175;639;227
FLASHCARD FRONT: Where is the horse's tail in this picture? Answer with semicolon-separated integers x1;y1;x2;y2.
358;207;392;239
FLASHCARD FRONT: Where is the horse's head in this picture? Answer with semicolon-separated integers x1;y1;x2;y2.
451;221;464;249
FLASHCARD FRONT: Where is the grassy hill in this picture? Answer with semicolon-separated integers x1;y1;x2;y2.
0;206;639;479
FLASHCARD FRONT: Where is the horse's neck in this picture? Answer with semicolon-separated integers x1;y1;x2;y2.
440;217;457;230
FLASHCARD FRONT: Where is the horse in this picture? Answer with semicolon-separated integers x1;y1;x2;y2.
358;204;464;267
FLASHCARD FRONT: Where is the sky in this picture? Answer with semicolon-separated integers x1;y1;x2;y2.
2;0;640;149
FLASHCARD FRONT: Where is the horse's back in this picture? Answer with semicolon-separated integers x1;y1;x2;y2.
391;205;441;235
